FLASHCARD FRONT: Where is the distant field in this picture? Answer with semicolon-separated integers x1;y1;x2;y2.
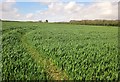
2;21;118;80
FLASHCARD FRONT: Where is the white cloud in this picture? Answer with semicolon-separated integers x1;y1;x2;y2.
26;13;33;19
0;3;1;18
1;0;17;19
1;0;119;2
1;1;118;22
36;1;118;21
65;1;77;10
1;1;18;19
80;2;117;20
92;0;119;2
4;0;16;2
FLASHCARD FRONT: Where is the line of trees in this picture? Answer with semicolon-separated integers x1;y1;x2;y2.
1;19;119;26
69;20;118;26
38;20;48;23
1;19;49;23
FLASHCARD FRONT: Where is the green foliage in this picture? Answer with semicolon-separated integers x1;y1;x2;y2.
2;21;118;80
27;24;118;80
45;20;48;23
2;22;50;80
69;20;118;26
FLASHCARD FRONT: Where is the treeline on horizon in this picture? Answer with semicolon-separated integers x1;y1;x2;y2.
69;20;118;26
1;19;119;26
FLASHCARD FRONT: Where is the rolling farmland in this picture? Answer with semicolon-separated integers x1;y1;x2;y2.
2;21;118;80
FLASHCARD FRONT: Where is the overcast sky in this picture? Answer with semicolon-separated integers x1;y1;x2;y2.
0;0;119;22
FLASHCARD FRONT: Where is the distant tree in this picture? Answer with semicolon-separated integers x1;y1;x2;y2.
46;20;48;23
39;20;42;22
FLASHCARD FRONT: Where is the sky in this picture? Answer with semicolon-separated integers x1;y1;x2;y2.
0;0;119;22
